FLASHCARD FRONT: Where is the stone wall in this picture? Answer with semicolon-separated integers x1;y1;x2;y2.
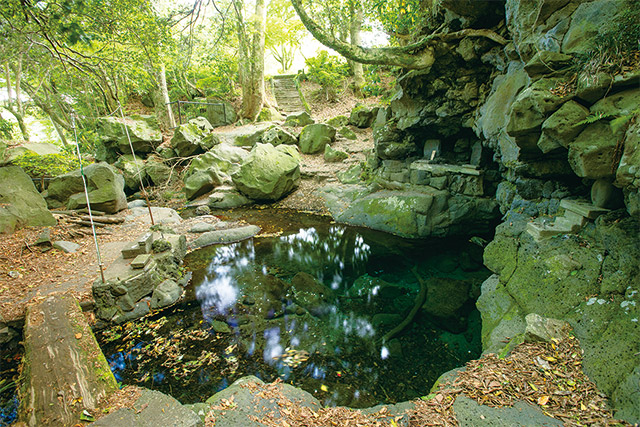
366;0;639;422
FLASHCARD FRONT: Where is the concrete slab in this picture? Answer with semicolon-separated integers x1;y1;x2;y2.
560;199;609;220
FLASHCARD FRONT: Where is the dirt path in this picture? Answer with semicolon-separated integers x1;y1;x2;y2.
0;102;375;324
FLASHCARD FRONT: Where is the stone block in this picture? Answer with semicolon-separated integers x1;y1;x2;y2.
430;176;448;190
389;171;410;183
526;221;572;242
137;232;154;253
423;139;441;159
410;169;430;186
121;241;145;259
131;254;151;269
560;199;609;220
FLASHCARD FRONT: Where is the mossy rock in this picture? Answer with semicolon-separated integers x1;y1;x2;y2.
324;145;348;163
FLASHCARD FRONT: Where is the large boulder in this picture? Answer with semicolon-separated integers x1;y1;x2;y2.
298;123;336;154
232;143;300;201
0;166;56;233
170;122;209;157
96;115;162;159
283;111;314;127
318;185;499;238
144;157;173;186
506;77;570;155
114;155;147;192
183;144;249;200
3;142;61;164
188;116;213;132
216;122;273;147
46;162;127;213
261;126;297;146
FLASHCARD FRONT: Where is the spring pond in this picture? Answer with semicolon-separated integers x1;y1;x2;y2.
98;209;490;408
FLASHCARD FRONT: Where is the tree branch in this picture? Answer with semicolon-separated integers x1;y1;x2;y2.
290;0;435;69
290;0;508;70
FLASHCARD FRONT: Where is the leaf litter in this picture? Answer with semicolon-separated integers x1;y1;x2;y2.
203;336;631;427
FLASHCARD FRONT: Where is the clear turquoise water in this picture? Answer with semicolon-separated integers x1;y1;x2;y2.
99;210;489;407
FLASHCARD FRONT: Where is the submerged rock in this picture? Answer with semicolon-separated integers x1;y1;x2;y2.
291;272;335;317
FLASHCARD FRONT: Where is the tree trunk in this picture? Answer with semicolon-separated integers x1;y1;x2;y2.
234;0;266;120
158;63;176;128
50;117;69;146
4;59;30;141
150;63;175;130
349;0;365;97
4;63;13;102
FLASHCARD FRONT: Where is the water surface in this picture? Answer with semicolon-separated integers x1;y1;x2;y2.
99;210;489;407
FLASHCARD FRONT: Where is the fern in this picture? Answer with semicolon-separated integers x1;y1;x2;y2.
577;111;618;126
610;108;640;134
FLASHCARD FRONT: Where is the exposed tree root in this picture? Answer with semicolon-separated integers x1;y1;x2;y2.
381;266;428;343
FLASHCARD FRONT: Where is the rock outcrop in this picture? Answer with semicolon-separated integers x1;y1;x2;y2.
45;162;127;213
313;0;640;422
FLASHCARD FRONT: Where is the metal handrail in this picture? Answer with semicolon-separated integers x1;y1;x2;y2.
166;100;227;129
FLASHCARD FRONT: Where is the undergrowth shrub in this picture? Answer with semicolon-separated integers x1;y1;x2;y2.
574;0;640;82
304;50;350;102
12;152;91;178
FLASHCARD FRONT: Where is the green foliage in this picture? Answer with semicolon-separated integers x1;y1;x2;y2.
12;152;91;178
304;50;350;101
0;118;15;140
370;0;431;43
574;0;640;80
577;111;619;126
593;3;640;54
361;64;395;99
266;0;307;73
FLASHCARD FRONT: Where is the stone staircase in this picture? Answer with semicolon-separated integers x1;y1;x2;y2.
526;199;609;242
272;75;305;112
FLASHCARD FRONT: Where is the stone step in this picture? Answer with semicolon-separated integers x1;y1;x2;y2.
560;199;609;220
563;210;589;227
553;217;583;233
526;221;573;242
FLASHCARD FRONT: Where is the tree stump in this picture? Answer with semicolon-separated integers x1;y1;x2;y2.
19;295;118;426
